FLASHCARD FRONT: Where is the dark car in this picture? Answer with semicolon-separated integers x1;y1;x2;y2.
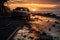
11;7;30;20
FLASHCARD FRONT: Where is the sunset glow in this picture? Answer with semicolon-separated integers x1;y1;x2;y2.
5;3;57;11
32;9;36;11
4;0;60;11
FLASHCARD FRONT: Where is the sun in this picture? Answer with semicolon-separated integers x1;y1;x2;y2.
32;9;36;11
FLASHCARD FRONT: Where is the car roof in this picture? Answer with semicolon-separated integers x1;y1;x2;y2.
15;7;28;9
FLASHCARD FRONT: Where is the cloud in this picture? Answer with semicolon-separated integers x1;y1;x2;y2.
22;0;60;4
6;0;60;11
54;5;60;10
38;5;60;11
7;0;60;5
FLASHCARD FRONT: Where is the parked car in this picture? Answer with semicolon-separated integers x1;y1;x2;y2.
11;7;30;20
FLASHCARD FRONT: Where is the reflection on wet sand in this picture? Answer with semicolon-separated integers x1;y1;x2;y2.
12;14;60;40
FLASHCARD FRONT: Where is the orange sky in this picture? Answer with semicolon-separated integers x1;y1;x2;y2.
4;0;60;11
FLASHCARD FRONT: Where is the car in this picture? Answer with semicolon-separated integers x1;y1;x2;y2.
11;7;30;20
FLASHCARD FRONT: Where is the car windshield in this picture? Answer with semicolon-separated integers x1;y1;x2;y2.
15;7;29;11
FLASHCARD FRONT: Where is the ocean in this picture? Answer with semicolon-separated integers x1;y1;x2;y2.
32;11;60;16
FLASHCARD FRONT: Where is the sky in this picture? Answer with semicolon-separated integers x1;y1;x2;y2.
5;0;60;11
19;0;60;4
